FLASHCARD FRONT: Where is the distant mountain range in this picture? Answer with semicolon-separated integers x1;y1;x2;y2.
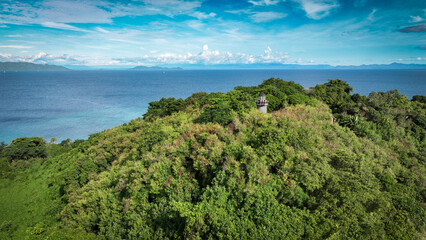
177;63;426;70
334;63;426;70
0;62;70;71
127;63;426;70
129;66;183;71
1;62;426;71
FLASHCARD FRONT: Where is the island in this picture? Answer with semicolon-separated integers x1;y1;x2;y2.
129;65;183;71
0;62;70;71
0;78;424;239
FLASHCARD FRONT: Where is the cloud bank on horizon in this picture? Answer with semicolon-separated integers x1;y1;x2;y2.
0;0;425;67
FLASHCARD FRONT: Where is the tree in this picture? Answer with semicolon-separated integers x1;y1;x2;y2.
2;137;47;161
197;100;235;125
185;92;208;108
0;142;7;153
143;97;186;120
313;79;353;112
411;95;426;103
60;138;72;146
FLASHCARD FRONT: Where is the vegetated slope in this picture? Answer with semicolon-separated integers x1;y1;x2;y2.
0;78;424;239
0;62;69;71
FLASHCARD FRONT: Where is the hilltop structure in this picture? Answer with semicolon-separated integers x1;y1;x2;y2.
256;91;268;113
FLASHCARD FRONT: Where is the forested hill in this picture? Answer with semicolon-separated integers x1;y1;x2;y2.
0;78;424;239
0;62;69;71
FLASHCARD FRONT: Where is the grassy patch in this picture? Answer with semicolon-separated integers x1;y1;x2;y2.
0;159;58;239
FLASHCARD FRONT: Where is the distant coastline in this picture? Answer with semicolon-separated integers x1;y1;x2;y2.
0;62;70;71
129;66;183;71
2;61;426;71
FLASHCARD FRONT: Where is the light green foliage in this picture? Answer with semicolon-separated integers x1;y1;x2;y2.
1;78;424;239
0;160;62;239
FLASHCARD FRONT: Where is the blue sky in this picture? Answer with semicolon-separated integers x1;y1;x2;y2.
0;0;425;67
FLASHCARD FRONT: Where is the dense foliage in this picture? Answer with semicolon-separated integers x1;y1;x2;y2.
0;78;424;239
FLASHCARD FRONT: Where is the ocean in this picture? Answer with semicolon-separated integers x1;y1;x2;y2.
0;69;425;143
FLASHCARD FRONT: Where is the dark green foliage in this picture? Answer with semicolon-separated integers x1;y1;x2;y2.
71;139;85;148
256;78;312;111
59;138;72;146
144;78;312;126
288;92;311;105
313;79;353;112
2;137;47;161
313;80;425;148
0;142;7;153
259;78;305;96
143;97;185;120
0;158;12;179
412;95;426;103
339;114;378;138
185;92;208;108
196;90;254;125
197;100;235;125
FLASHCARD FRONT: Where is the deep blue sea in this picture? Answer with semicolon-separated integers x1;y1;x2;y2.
0;69;425;143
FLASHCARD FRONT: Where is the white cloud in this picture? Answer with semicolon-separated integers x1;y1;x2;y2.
0;0;203;28
0;53;12;58
5;34;23;37
14;52;85;64
108;38;143;44
250;11;288;22
394;57;426;62
186;20;205;30
41;22;90;32
95;27;110;33
137;0;202;16
39;0;113;23
248;0;282;6
0;46;293;66
0;51;85;64
112;46;290;65
0;0;113;24
367;9;376;21
141;0;201;10
293;0;339;20
189;11;216;19
0;45;32;49
225;9;252;15
410;16;424;23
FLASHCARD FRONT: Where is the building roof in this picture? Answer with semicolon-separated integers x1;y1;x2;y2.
258;90;266;98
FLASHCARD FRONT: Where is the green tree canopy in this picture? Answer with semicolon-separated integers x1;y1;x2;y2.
1;137;47;161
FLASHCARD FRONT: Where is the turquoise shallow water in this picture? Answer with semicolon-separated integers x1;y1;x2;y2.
0;69;425;143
